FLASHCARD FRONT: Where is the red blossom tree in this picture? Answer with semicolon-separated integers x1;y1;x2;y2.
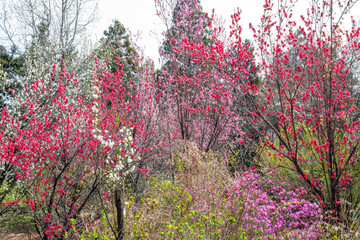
0;52;164;238
0;63;103;238
157;0;249;153
248;0;360;223
163;0;360;225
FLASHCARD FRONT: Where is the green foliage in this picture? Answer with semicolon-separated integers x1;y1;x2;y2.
0;181;33;237
95;19;139;77
122;151;251;239
0;45;25;109
65;213;113;240
0;45;25;79
0;162;17;206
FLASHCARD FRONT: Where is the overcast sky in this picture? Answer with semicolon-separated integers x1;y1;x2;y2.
93;0;267;65
93;0;360;66
2;0;359;66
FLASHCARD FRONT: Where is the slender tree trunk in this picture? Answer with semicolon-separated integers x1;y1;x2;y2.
115;185;124;240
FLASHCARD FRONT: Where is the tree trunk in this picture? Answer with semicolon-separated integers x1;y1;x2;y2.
115;185;124;240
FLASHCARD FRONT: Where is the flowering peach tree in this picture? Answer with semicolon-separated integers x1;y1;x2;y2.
0;51;164;238
158;0;360;225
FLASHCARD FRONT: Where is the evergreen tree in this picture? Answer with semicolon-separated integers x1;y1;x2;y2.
0;45;25;109
0;45;25;80
94;20;141;108
95;20;139;79
160;0;212;79
0;45;25;216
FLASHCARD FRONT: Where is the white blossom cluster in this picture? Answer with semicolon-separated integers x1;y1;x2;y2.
108;126;138;181
0;64;6;81
91;84;115;148
91;87;138;182
92;84;100;114
0;64;6;107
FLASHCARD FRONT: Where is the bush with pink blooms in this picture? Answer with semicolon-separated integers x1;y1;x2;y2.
122;148;323;239
231;170;323;239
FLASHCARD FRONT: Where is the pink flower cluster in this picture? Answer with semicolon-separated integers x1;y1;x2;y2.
183;169;323;239
232;170;323;239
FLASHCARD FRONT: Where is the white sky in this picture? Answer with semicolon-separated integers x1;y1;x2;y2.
93;0;360;67
93;0;267;66
2;0;360;67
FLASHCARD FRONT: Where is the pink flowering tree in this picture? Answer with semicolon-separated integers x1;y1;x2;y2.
162;0;360;226
0;48;164;238
0;62;103;238
248;0;360;223
157;0;249;153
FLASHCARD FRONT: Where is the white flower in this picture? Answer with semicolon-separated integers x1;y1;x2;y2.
115;164;123;171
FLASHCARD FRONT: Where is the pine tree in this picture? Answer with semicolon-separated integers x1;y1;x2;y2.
0;45;25;110
95;20;139;78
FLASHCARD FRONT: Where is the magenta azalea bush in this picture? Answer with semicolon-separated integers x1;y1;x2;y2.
231;170;323;239
125;154;324;239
